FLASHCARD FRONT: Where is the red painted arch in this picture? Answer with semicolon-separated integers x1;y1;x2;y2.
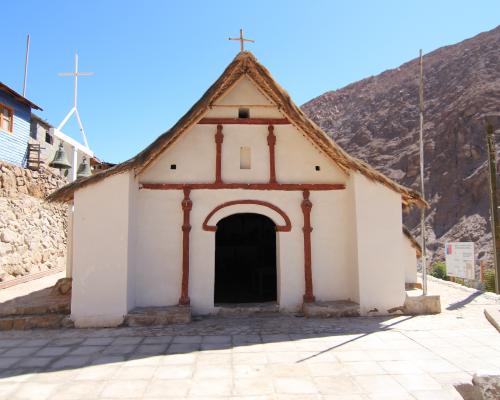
202;200;292;232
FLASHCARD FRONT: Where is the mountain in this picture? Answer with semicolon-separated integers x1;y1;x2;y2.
302;26;500;267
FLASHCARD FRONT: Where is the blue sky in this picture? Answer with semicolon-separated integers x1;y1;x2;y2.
2;1;499;163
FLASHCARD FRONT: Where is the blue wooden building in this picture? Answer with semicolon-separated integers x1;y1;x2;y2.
0;82;42;166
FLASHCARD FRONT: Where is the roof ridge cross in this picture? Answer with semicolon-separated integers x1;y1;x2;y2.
228;29;254;52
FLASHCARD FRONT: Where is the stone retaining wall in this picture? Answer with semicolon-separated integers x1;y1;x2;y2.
0;161;68;283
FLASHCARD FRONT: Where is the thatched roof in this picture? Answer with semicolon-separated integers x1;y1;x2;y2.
47;51;426;207
403;226;422;258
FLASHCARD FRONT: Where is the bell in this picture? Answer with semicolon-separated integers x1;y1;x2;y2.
49;142;71;170
76;156;92;179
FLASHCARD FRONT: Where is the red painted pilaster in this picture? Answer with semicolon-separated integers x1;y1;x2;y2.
301;190;315;303
179;188;192;305
214;125;224;184
267;125;277;183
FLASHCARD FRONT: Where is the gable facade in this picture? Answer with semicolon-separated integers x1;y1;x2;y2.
58;53;420;327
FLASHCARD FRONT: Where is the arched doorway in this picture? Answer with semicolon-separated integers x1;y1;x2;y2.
214;213;277;303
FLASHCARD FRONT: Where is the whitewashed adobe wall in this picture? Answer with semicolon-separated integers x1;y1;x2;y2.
351;172;406;314
403;237;418;284
137;77;355;315
71;172;135;327
70;76;413;325
134;188;354;315
141;78;345;185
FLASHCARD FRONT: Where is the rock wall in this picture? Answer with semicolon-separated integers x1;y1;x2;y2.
0;161;68;283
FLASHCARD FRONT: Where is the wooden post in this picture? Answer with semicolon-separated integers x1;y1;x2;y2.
302;190;315;303
267;125;277;183
215;124;224;184
179;188;192;305
485;119;500;294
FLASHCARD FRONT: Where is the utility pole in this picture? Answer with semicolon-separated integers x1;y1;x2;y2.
22;34;30;97
485;114;500;293
419;49;428;295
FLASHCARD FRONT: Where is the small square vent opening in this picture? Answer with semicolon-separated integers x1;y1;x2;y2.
315;165;321;171
170;164;177;170
238;108;250;119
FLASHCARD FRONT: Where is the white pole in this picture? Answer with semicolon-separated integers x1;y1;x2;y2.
56;107;76;131
419;49;428;295
74;109;89;148
74;53;78;108
57;53;93;149
22;34;30;97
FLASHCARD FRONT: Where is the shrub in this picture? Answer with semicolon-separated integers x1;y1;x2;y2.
430;261;448;280
483;269;496;293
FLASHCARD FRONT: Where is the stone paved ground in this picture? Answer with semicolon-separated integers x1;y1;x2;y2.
0;277;499;400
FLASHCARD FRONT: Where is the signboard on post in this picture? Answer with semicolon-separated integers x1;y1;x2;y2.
445;242;475;280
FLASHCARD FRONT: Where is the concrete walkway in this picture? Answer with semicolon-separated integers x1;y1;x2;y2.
0;272;64;304
0;277;499;399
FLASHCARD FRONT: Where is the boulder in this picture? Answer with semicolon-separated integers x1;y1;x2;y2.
13;166;22;177
0;242;12;256
473;372;500;400
52;277;72;295
402;294;441;314
0;229;19;244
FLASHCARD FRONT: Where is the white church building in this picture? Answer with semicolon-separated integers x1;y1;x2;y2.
49;51;424;328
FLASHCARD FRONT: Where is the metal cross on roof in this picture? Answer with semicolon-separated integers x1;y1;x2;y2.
228;29;254;52
57;53;94;148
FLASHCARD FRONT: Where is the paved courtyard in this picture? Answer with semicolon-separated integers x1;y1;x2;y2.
0;277;499;400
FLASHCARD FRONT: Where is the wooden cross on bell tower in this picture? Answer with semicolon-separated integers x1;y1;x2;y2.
228;29;254;52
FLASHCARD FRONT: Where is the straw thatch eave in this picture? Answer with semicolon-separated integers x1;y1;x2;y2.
403;226;422;258
47;51;426;208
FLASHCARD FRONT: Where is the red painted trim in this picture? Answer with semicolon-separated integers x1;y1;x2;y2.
301;190;315;303
141;183;345;191
179;188;192;305
214;124;224;184
267;125;277;184
202;200;292;232
198;117;290;125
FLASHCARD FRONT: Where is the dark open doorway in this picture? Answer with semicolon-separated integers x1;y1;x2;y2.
214;213;277;303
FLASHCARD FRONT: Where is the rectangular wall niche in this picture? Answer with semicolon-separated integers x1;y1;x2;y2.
240;146;251;169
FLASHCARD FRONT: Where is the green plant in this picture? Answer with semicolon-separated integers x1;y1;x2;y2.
483;269;496;293
454;277;465;285
430;261;448;280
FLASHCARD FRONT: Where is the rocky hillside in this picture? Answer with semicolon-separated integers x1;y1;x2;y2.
302;26;500;266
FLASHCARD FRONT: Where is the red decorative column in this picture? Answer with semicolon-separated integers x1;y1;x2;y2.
267;125;277;183
215;124;224;184
301;190;315;303
179;188;192;305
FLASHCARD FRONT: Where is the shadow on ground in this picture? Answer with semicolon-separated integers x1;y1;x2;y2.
446;291;484;311
0;314;415;380
0;285;70;317
454;383;481;400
